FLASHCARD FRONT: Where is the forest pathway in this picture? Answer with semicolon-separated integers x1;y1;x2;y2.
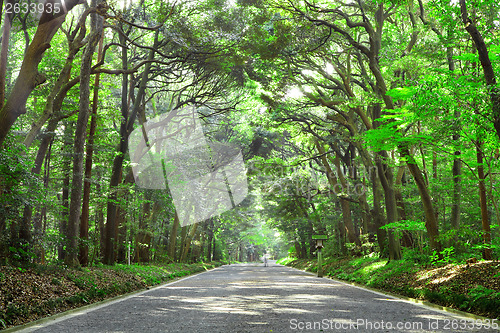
11;262;499;332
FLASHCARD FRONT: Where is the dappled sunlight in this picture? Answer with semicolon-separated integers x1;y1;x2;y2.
130;272;375;324
176;305;262;316
416;265;462;285
376;297;404;302
414;313;451;321
21;264;499;333
246;321;268;325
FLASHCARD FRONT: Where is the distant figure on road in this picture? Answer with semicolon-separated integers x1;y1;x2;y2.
263;255;268;267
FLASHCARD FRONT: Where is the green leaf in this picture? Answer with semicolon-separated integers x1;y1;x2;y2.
386;87;417;100
454;53;479;63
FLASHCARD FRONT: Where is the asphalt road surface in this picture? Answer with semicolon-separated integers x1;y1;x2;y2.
12;262;500;332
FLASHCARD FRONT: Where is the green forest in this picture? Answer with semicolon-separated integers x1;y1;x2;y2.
0;0;499;281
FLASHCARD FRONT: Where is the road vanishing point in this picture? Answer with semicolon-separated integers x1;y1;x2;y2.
10;262;499;333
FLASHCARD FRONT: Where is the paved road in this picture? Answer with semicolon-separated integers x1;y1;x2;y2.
13;262;499;332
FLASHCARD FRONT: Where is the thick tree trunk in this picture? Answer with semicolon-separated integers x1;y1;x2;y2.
191;228;202;262
104;31;157;265
315;140;360;247
0;0;84;147
294;240;302;259
206;218;214;261
167;211;180;261
65;3;103;266
0;6;13;108
375;154;402;260
116;204;128;262
212;236;217;260
79;35;103;267
331;152;361;247
104;151;124;264
401;147;442;254
179;225;187;261
135;196;158;263
180;223;198;263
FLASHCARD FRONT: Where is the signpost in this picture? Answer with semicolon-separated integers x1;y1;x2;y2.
312;235;327;277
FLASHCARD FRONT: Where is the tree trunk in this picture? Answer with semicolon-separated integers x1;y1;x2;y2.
0;5;13;109
206;218;214;261
451;112;462;231
191;229;202;262
65;3;103;266
445;30;462;233
331;151;361;246
167;211;180;261
294;240;302;259
476;141;492;260
315;140;360;247
79;35;103;267
376;154;402;261
179;225;187;261
116;204;128;263
114;169;134;263
180;223;198;263
212;236;217;260
401;146;442;254
104;31;158;265
364;13;439;258
459;0;500;141
372;103;401;260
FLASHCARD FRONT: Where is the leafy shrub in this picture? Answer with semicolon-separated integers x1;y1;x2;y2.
431;246;455;266
402;248;430;265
